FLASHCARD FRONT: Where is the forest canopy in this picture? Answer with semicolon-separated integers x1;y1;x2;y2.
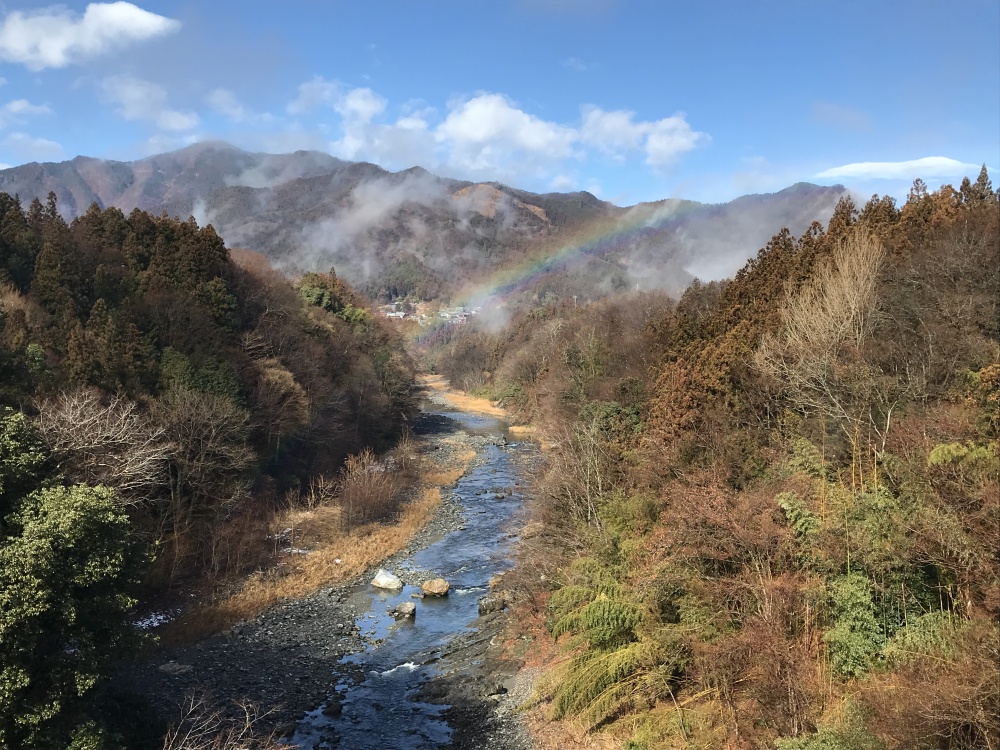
0;194;416;748
434;168;999;750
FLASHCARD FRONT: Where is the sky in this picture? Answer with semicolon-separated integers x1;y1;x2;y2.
0;0;996;205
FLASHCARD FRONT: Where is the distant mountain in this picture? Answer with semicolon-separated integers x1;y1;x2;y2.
0;142;847;302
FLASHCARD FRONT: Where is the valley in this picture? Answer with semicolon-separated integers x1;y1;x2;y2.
126;387;536;750
0;143;995;750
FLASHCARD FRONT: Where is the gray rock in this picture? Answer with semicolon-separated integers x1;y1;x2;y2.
392;602;416;618
478;593;507;615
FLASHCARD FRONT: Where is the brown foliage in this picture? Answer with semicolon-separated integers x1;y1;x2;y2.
863;621;1000;750
337;447;407;526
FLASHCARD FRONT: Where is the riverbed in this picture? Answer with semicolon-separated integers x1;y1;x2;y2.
128;399;537;749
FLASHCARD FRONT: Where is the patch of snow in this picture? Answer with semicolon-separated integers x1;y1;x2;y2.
135;611;175;629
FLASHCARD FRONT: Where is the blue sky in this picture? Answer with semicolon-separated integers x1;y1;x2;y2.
0;0;996;205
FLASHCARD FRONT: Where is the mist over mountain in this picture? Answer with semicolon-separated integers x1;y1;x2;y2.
0;142;847;302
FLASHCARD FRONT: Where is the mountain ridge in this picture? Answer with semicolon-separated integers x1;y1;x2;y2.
0;142;848;302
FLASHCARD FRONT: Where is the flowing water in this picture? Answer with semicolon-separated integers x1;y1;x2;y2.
288;407;535;749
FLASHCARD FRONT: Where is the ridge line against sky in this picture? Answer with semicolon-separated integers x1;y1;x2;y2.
0;0;996;204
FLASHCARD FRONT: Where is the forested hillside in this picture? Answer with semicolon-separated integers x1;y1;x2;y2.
0;143;846;305
434;169;999;749
0;194;416;748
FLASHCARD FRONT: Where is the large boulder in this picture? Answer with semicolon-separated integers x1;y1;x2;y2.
478;592;507;615
371;568;403;590
392;601;416;618
421;578;450;597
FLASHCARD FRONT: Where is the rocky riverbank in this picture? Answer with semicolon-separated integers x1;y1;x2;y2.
124;401;537;749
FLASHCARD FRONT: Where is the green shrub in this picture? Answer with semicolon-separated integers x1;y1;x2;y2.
823;573;884;677
0;484;144;749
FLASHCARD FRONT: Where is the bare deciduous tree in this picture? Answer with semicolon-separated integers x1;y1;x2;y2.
151;389;256;574
35;388;173;505
162;693;286;750
755;231;890;439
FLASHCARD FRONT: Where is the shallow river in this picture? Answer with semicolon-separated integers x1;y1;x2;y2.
288;406;535;749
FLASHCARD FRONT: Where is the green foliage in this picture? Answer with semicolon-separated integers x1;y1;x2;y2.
841;488;912;577
160;348;242;403
0;408;47;522
551;595;643;649
881;610;961;667
194;277;238;328
191;358;243;403
297;270;345;313
548;639;681;727
25;343;46;374
776;728;882;750
928;441;997;477
298;269;371;326
777;491;819;538
598;491;660;541
494;380;526;405
0;191;417;590
579;400;642;442
823;573;884;677
336;302;370;325
0;484;144;750
788;437;829;479
159;346;194;390
776;702;885;750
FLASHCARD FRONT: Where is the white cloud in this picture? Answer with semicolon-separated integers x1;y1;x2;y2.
0;99;53;129
580;107;645;156
2;99;52;118
332;112;436;165
2;132;63;160
336;87;386;122
143;132;200;154
289;80;708;186
562;57;589;72
550;174;577;191
816;156;983;180
207;88;247;121
0;2;179;71
644;115;708;167
439;94;575;155
436;93;577;177
101;74;198;131
287;76;340;115
205;88;275;126
581;106;707;167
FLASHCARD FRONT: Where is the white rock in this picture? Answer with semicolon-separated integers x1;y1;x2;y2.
371;568;403;590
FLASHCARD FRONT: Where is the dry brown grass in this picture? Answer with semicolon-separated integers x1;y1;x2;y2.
526;712;622;750
164;437;477;643
508;425;538;436
419;374;507;418
166;487;442;642
424;447;476;486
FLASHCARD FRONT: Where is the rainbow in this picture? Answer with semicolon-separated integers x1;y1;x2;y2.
456;199;703;307
410;199;706;341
